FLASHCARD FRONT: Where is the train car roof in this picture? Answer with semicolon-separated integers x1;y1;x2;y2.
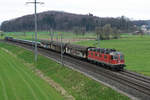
66;43;89;51
40;40;51;45
51;41;67;47
13;38;41;44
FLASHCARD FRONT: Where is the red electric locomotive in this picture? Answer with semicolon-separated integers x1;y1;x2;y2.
87;48;125;70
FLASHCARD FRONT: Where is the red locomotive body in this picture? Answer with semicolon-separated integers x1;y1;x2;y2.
87;48;125;70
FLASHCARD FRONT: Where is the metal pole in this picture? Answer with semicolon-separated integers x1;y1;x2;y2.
98;36;100;48
49;30;51;41
32;33;34;49
34;0;38;61
98;20;101;48
51;28;53;41
26;0;44;62
61;33;63;66
57;33;58;42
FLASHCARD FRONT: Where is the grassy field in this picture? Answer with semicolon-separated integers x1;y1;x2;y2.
0;42;129;100
0;49;64;100
75;35;150;76
3;31;96;41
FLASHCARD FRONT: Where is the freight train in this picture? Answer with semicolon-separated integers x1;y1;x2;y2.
5;37;125;71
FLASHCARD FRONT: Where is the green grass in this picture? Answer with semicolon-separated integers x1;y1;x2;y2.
0;42;129;100
0;49;64;100
75;35;150;76
3;31;96;41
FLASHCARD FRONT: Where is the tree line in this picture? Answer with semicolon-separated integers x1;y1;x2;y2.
1;11;134;33
95;24;120;40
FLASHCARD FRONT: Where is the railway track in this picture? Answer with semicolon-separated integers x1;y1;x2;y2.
112;71;150;96
1;39;150;100
121;70;150;84
65;54;150;96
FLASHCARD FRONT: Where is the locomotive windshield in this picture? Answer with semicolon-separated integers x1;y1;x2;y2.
120;54;124;60
111;52;124;60
113;55;118;59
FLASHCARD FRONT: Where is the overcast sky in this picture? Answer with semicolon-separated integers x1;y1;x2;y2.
0;0;150;23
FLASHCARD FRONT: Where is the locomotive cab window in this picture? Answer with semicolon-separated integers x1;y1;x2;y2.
113;55;118;60
120;54;124;60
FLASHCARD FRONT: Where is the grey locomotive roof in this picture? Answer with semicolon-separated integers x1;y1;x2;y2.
89;48;116;54
66;43;88;51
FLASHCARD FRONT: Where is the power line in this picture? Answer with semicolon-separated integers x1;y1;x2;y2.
26;0;44;62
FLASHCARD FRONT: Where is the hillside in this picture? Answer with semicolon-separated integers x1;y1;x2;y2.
1;11;133;32
0;48;65;100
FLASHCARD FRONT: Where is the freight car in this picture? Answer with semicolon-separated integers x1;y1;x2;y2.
65;44;90;58
5;37;41;47
4;37;125;71
50;41;67;53
40;40;67;52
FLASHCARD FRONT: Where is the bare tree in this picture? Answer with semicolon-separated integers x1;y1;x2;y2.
23;31;26;37
139;29;144;37
112;27;120;39
103;24;112;40
81;27;86;36
0;31;4;37
95;27;105;40
73;27;80;36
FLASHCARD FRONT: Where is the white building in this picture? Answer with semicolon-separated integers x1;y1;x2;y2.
141;25;148;33
147;30;150;35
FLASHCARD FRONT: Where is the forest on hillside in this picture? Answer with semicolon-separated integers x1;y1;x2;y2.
1;11;137;32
